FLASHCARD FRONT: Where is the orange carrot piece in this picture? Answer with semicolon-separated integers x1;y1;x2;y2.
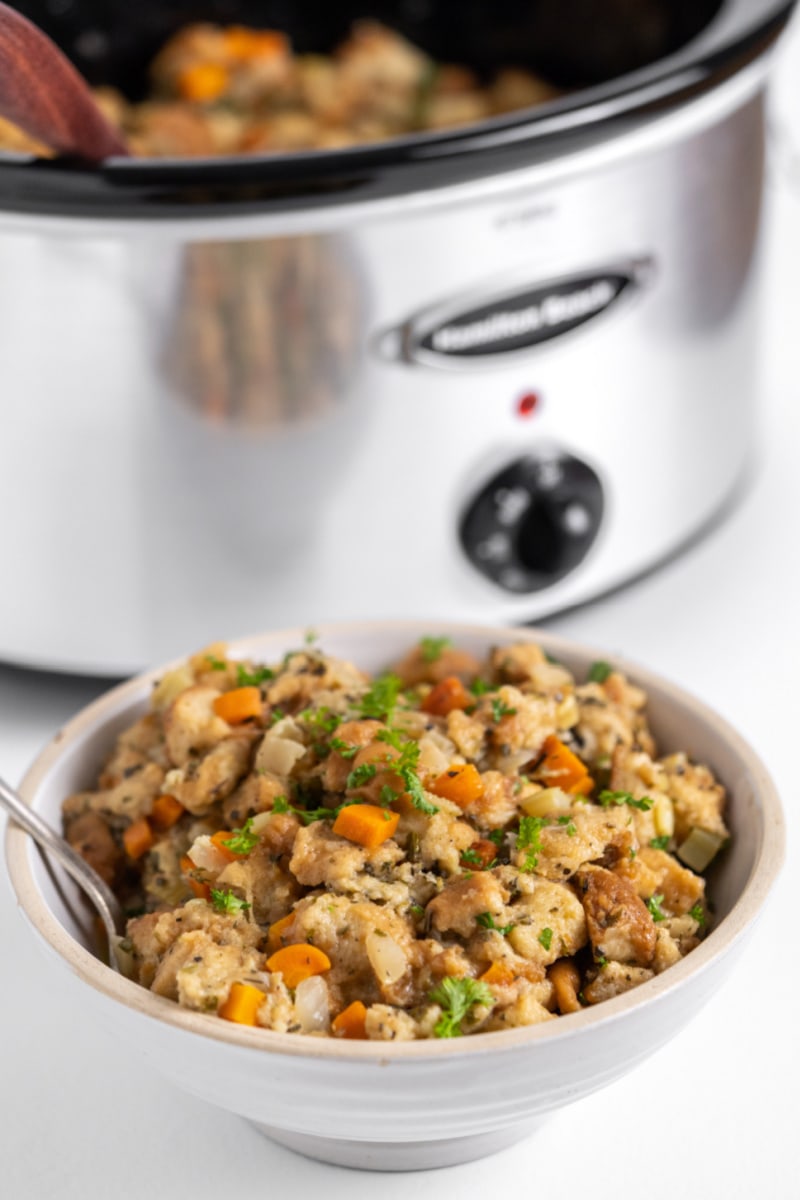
430;763;485;808
218;982;265;1026
267;913;295;954
332;803;400;850
180;854;211;901
224;26;288;60
332;1000;368;1040
266;944;331;989
536;735;592;795
123;817;154;860
421;676;473;717
150;793;185;831
479;962;517;987
210;830;238;862
460;838;498;870
177;62;229;103
212;686;262;725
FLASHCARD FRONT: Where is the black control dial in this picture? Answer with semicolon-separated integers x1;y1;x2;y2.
460;452;604;594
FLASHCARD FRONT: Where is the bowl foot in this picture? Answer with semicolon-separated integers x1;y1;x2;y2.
250;1117;547;1171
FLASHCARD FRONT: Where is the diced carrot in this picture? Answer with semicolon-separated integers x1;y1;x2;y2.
332;1000;368;1040
177;62;229;103
224;26;288;60
218;981;265;1025
266;944;331;989
460;838;498;870
210;830;238;862
267;913;295;954
332;803;400;850
421;676;473;717
180;854;211;901
430;762;485;808
479;962;517;987
123;817;154;860
150;793;185;831
212;686;262;725
536;735;593;795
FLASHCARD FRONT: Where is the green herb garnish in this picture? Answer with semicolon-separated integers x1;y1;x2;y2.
469;677;493;697
329;736;358;759
649;835;670;850
205;654;227;671
356;674;403;722
220;818;259;856
538;927;553;951
647;893;667;922
598;790;654;812
557;816;577;837
491;697;517;723
588;660;612;683
272;795;341;826
517;815;547;873
209;888;250;916
419;635;452;663
429;977;494;1038
689;903;706;926
488;829;505;846
236;663;274;687
476;912;515;936
346;763;377;789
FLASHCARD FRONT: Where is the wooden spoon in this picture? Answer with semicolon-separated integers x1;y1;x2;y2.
0;1;128;162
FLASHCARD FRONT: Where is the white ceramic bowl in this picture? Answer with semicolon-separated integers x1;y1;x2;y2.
5;621;785;1171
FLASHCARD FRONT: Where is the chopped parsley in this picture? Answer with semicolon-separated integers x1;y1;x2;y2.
356;673;402;721
376;732;438;815
429;976;494;1038
379;784;399;806
220;818;259;856
598;789;654;812
487;829;505;846
491;697;517;723
588;660;613;683
329;736;358;759
269;708;285;726
557;817;577;837
517;815;547;873
469;677;493;697
304;628;319;645
236;663;274;688
419;635;452;663
209;888;250;916
595;952;608;968
205;654;227;671
409;903;425;919
649;835;670;850
346;763;377;789
476;912;515;936
538;927;553;951
689;903;706;926
272;795;341;826
647;893;667;922
301;706;341;737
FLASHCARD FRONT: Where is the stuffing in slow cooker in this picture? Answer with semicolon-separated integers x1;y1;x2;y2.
61;633;728;1039
0;19;558;158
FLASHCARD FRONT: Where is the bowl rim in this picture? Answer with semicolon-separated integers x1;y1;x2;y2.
5;618;786;1061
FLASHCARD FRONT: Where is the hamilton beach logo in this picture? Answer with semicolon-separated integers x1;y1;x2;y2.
395;267;644;365
429;279;618;354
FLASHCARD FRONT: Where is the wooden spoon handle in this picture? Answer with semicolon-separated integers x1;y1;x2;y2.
0;1;128;161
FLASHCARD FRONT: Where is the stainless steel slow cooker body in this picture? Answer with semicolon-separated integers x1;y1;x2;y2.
0;0;794;674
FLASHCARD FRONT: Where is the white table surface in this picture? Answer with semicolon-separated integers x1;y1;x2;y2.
4;24;800;1200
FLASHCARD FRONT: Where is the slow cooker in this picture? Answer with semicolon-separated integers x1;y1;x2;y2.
0;0;794;675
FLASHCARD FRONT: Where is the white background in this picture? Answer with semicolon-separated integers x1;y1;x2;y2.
3;17;800;1199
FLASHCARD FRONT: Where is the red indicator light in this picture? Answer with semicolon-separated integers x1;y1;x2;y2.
516;392;540;419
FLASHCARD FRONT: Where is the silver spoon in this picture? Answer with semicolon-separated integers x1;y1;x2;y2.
0;775;125;972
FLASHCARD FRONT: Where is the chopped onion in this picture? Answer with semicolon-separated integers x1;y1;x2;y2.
653;794;675;839
366;931;407;985
186;834;230;874
294;975;330;1034
677;827;726;872
520;787;572;818
255;734;307;778
151;665;195;711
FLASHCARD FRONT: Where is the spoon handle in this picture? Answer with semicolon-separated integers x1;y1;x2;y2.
0;775;124;971
0;1;128;161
